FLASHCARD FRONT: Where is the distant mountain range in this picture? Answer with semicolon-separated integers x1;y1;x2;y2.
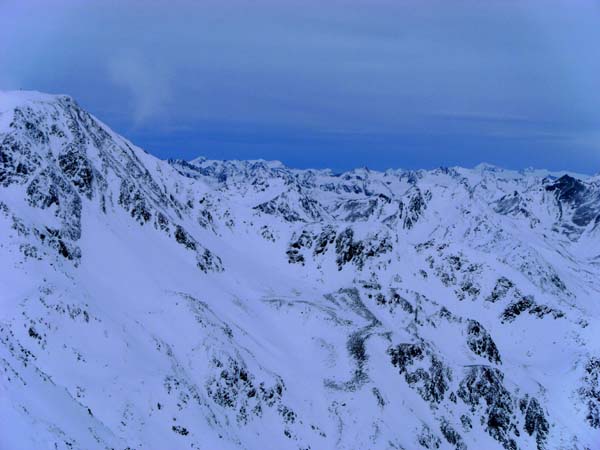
1;91;599;449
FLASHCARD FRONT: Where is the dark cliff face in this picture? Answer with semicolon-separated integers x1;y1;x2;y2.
545;175;586;204
545;174;600;230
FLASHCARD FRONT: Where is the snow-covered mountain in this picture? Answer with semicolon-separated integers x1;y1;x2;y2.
1;91;599;450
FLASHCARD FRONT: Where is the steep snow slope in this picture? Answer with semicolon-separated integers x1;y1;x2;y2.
1;91;599;450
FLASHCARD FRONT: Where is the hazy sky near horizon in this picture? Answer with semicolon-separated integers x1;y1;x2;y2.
1;0;600;172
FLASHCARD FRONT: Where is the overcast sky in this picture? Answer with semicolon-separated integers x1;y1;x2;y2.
1;0;600;172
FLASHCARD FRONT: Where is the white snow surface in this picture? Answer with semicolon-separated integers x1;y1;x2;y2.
1;91;600;450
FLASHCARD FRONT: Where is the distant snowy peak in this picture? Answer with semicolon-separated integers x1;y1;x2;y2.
169;155;600;242
190;156;286;169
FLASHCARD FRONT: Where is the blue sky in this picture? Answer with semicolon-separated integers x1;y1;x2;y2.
1;0;600;172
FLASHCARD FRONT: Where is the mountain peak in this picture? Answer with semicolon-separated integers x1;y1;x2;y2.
474;162;503;172
0;89;74;108
190;156;286;169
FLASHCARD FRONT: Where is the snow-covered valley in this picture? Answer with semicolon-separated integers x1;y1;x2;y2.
1;91;599;450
